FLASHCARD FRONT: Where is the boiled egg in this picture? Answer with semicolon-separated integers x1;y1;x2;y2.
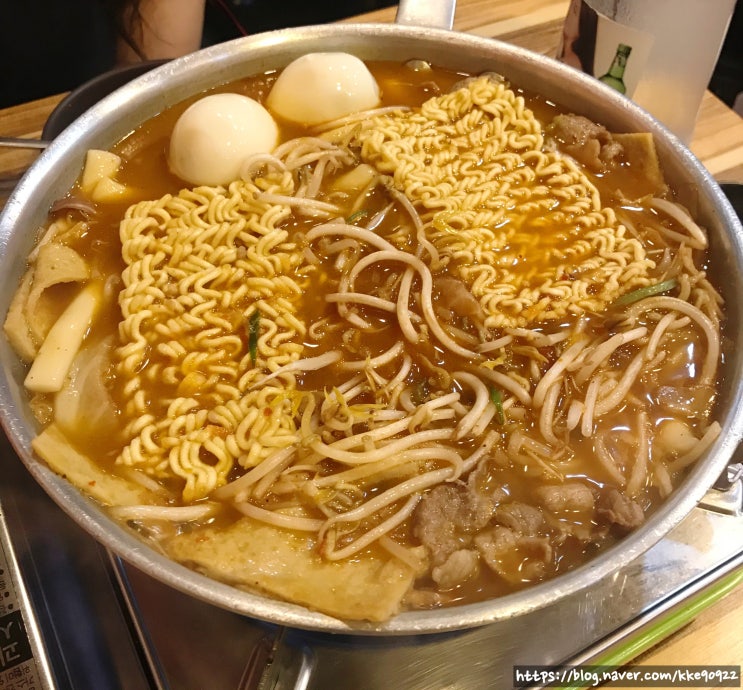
169;93;279;186
267;52;381;126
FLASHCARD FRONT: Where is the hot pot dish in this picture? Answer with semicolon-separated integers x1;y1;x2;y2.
2;54;727;623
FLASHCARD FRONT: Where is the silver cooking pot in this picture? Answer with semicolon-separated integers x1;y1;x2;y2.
1;0;741;635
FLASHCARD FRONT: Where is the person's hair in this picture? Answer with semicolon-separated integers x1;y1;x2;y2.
98;0;146;59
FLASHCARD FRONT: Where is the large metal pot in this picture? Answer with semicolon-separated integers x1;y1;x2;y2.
1;0;741;635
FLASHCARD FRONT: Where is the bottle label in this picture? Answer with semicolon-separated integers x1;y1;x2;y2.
557;0;655;98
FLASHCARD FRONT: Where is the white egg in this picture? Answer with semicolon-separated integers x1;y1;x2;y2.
169;93;279;186
267;52;381;126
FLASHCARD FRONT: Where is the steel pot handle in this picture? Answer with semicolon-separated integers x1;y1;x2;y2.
395;0;456;30
238;628;316;690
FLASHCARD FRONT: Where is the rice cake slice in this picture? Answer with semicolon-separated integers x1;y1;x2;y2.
166;517;415;622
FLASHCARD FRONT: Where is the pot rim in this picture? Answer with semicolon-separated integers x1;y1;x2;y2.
1;21;742;635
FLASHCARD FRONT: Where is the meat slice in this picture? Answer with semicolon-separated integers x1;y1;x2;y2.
413;459;505;567
431;549;480;589
596;488;645;532
534;482;595;513
493;502;544;536
433;276;487;329
404;588;445;609
413;482;496;566
547;113;623;172
475;526;552;583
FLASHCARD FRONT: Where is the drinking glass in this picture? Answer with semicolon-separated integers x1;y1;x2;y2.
557;0;737;142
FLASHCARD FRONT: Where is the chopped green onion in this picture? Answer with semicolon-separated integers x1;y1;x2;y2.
489;386;505;425
611;278;678;308
346;210;369;224
410;380;430;405
248;309;261;367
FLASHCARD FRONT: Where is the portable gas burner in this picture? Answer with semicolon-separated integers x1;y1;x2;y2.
0;425;740;690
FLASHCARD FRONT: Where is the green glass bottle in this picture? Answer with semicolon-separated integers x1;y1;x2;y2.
599;43;632;94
